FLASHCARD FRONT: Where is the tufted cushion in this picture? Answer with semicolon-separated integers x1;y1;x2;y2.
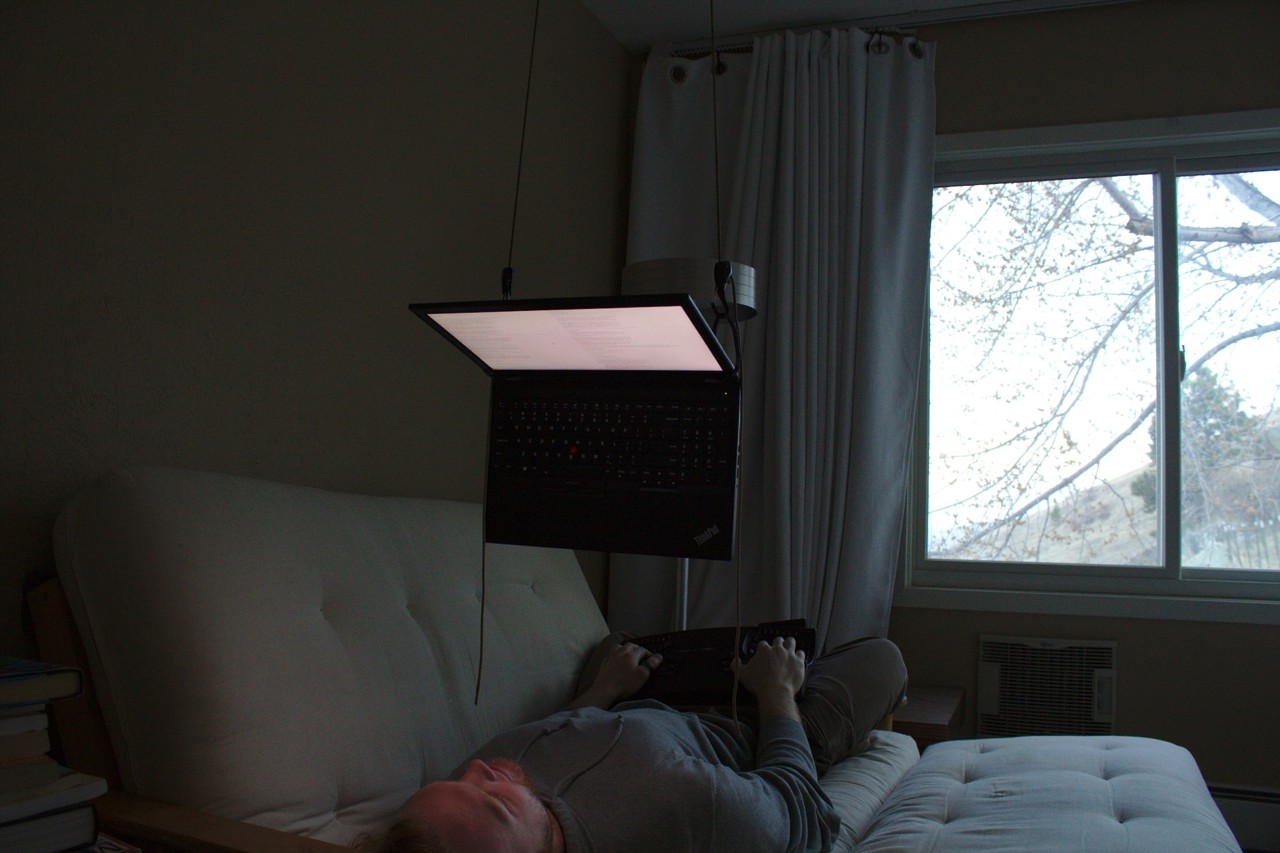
54;467;609;846
825;729;919;852
854;736;1240;852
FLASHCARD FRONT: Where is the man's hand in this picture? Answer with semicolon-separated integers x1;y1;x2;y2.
732;636;806;723
568;642;662;710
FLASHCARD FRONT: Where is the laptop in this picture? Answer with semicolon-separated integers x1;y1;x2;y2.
409;293;741;560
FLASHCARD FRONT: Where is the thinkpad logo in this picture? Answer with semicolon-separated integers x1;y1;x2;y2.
694;525;721;546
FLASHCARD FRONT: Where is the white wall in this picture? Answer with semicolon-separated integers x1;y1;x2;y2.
0;0;633;656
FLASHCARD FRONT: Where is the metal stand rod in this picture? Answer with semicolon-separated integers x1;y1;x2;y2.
677;557;690;631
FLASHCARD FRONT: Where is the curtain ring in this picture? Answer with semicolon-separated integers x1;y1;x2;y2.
909;36;924;58
670;62;687;83
867;31;889;55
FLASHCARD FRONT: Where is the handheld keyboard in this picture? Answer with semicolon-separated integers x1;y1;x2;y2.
628;620;816;706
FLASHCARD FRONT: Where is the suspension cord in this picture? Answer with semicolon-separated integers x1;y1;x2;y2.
503;0;541;299
709;0;724;263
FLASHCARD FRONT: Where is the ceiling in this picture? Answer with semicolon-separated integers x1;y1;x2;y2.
580;0;1131;53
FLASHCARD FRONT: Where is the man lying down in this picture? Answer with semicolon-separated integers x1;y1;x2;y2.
370;633;907;853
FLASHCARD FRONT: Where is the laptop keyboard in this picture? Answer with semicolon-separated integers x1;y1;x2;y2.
490;397;738;489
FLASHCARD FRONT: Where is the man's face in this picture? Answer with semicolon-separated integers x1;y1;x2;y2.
403;758;555;853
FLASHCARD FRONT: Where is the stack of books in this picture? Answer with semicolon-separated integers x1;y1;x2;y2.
0;657;108;852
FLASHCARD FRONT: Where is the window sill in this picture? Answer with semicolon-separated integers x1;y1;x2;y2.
894;580;1280;625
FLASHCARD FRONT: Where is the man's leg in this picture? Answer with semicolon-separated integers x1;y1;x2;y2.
798;637;908;774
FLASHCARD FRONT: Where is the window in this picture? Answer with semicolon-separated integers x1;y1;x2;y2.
902;111;1280;623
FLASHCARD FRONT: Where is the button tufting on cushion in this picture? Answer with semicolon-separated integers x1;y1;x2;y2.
53;466;610;848
853;736;1239;852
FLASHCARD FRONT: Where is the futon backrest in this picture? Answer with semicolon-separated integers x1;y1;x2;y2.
53;466;608;845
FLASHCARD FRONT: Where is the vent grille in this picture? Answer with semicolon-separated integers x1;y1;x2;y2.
977;635;1116;737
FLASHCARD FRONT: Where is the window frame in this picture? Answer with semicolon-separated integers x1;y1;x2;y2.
898;109;1280;626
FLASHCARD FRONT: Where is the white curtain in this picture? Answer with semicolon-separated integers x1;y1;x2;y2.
612;30;935;651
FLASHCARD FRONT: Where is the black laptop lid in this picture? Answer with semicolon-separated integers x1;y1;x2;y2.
408;293;736;376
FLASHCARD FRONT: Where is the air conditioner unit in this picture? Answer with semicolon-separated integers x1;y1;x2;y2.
977;635;1116;737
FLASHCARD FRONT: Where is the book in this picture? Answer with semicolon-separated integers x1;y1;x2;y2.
0;659;83;710
0;761;107;825
0;727;51;762
0;709;49;736
0;803;97;853
90;831;142;852
0;753;61;788
0;708;49;764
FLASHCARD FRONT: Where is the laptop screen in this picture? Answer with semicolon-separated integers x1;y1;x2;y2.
410;294;734;374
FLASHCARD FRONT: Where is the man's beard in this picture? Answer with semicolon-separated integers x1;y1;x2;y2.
489;758;533;788
490;758;556;853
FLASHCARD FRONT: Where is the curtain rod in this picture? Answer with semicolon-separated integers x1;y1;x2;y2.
666;0;1134;57
669;40;755;59
669;29;912;59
